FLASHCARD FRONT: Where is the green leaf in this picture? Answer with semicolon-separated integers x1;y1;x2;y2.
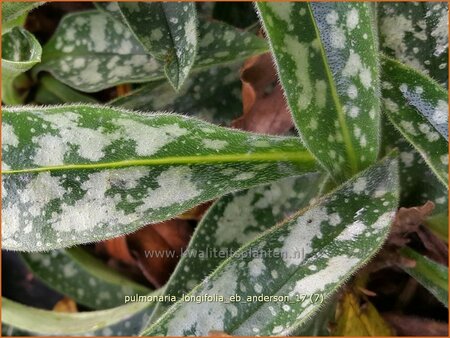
149;173;325;323
94;1;125;23
400;247;448;307
110;63;243;125
21;247;150;309
2;104;317;251
2;27;42;104
2;296;157;335
257;2;380;182
34;10;268;92
34;74;98;105
381;55;448;187
118;2;198;90
2;2;44;34
143;154;399;335
378;2;448;87
381;117;448;236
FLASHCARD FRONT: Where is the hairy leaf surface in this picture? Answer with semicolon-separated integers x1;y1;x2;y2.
119;2;198;90
257;2;380;182
2;27;42;104
400;247;448;307
381;56;448;187
2;105;317;251
34;10;267;92
149;173;325;322
21;248;150;309
143;155;399;335
378;2;448;87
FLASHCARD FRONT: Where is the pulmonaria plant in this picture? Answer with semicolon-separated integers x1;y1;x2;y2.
1;1;448;336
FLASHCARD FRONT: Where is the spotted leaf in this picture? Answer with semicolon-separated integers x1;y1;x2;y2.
118;2;197;90
400;247;448;307
381;55;448;187
148;173;325;323
110;63;244;125
2;296;158;336
257;2;380;182
378;2;448;87
2;27;42;104
21;247;150;310
381;117;448;240
2;105;317;251
34;10;268;92
143;154;399;336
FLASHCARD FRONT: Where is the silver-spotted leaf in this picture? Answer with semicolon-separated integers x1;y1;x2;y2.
378;2;448;87
143;154;399;336
257;2;380;182
149;173;325;323
34;10;267;92
381;55;448;187
381;117;448;231
118;2;198;90
21;248;150;310
2;105;317;251
2;27;42;104
110;63;243;125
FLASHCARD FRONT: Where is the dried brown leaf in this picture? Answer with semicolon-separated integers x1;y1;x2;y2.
232;52;293;134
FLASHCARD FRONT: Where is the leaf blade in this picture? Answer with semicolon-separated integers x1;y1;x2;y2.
118;2;198;90
21;248;150;309
2;27;42;104
2;104;317;251
381;55;448;187
143;154;399;335
400;247;448;307
257;2;381;182
34;10;268;92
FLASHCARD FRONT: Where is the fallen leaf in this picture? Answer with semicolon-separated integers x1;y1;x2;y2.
126;220;193;288
96;236;135;266
383;313;448;336
333;291;394;336
232;52;294;134
53;297;78;313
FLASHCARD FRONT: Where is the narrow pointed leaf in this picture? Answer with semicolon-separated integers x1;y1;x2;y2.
119;2;198;90
378;2;448;87
2;27;42;104
257;2;380;182
2;297;157;335
2;105;317;251
150;173;325;322
381;117;448;237
143;155;399;336
381;55;448;187
2;2;44;34
21;248;150;309
110;63;243;125
34;10;268;92
400;247;448;307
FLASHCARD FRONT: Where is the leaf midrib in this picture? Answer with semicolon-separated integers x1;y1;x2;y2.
307;4;359;177
2;151;316;175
